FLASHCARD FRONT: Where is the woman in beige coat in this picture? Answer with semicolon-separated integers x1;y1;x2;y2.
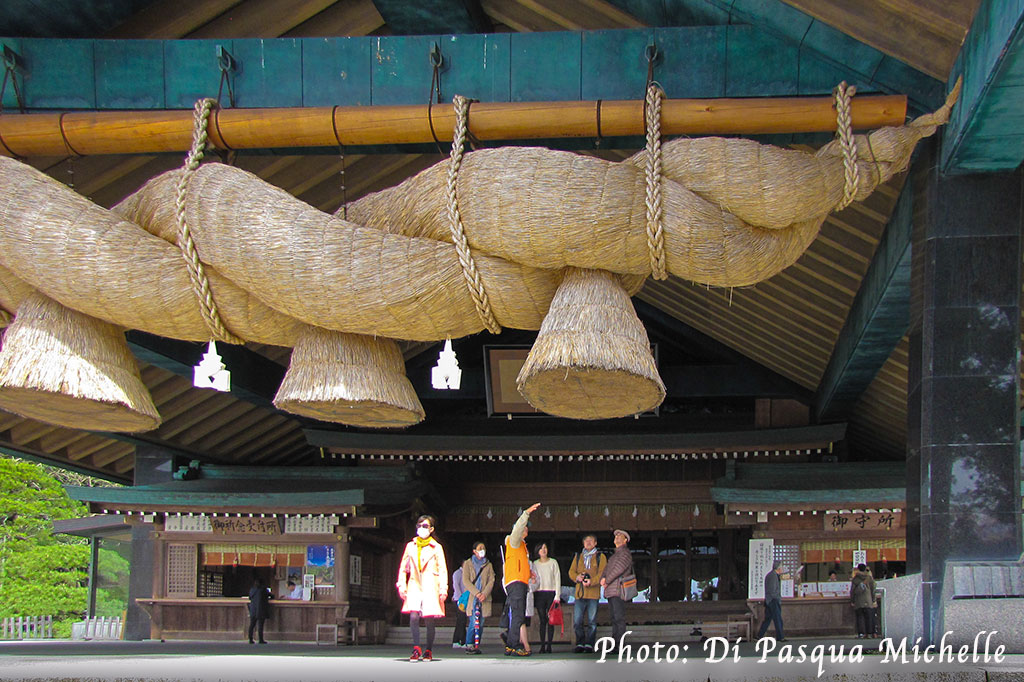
461;540;495;654
396;514;448;661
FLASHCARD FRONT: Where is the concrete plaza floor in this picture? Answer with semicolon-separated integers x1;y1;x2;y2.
0;637;1023;682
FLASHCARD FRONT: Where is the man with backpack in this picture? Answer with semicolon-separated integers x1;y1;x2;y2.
850;563;877;638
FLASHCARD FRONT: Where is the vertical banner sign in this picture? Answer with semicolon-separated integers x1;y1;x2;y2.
748;539;774;599
853;550;867;567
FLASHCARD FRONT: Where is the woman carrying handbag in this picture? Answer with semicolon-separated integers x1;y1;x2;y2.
531;542;561;653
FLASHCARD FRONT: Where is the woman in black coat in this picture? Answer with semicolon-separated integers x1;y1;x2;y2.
248;578;271;644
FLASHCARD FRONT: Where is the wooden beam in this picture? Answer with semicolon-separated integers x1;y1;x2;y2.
190;408;276;452
211;414;292;456
91;442;135;468
779;0;974;81
67;435;118;461
371;0;489;34
176;402;260;445
281;0;385;37
942;0;1024;172
188;0;340;38
105;0;245;39
0;94;906;157
816;184;913;421
9;420;60;448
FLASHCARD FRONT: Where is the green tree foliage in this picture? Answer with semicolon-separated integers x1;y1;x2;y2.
0;455;109;637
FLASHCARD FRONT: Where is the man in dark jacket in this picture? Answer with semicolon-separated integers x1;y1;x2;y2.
247;578;271;644
756;561;785;641
850;564;877;638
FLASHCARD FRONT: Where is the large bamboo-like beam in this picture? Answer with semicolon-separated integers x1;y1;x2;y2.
0;94;907;158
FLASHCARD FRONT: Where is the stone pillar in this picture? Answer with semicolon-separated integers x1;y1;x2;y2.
908;149;1023;643
124;446;175;641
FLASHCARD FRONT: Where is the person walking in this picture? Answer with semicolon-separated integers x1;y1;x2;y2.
462;540;494;654
502;502;540;656
568;534;606;653
247;578;270;644
600;530;633;653
396;514;448;662
756;560;786;641
532;542;561;653
850;563;877;639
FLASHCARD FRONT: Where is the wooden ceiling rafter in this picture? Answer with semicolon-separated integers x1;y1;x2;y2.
778;0;978;80
281;0;386;37
67;435;118;462
176;401;260;446
225;419;299;460
156;392;242;440
638;289;822;389
190;407;277;452
105;0;245;38
187;0;340;38
651;279;838;349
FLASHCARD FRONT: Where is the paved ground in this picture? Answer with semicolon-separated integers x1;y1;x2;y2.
0;638;1022;682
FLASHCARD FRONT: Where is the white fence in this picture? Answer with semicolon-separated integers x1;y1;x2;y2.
0;615;53;639
71;616;123;640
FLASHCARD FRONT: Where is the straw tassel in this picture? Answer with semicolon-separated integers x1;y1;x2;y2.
0;292;161;432
273;326;424;428
516;268;665;419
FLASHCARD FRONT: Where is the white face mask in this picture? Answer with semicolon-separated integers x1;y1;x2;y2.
475;549;486;559
416;527;431;539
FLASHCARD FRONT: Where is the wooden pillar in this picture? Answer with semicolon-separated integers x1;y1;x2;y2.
336;528;351;619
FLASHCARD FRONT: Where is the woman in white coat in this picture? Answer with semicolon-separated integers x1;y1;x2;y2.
396;514;448;661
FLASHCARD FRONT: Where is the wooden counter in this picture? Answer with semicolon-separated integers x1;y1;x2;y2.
748;596;864;636
137;598;349;642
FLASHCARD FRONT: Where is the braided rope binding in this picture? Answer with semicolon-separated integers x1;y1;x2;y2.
446;95;501;335
644;83;667;280
833;82;861;212
174;98;244;345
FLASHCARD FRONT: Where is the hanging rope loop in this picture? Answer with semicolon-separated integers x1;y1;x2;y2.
446;94;501;335
833;81;861;212
644;82;668;281
174;97;244;345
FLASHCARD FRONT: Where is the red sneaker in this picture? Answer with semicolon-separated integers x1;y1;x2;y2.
422;649;433;661
409;646;422;661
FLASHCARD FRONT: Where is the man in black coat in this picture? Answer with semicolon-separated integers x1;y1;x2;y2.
248;578;271;644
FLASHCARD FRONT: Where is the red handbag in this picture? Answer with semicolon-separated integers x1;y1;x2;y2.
547;601;564;634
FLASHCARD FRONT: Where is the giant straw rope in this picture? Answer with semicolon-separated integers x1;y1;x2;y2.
0;80;961;430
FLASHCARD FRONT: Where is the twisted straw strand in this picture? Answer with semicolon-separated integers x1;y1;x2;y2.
645;83;667;280
174;98;244;345
446;95;502;335
834;82;861;212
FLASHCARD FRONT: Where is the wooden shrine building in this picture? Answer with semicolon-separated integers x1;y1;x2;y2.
1;0;1022;651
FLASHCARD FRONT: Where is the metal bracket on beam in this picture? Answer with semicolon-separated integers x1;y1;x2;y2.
216;45;237;108
0;43;26;113
1;44;25;73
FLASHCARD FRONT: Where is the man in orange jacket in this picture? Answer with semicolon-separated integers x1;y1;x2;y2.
503;502;540;656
